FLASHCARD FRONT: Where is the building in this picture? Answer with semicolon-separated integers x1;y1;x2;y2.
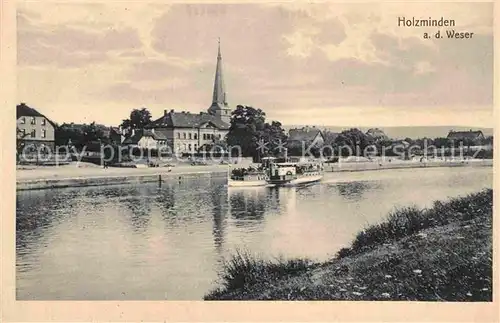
122;129;169;150
145;40;231;154
287;126;325;148
447;130;485;145
16;103;56;151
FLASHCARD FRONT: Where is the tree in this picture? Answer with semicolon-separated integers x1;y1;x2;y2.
334;128;374;156
226;105;266;158
433;137;451;148
55;123;85;147
226;105;287;160
261;121;288;156
120;108;152;130
403;137;414;145
82;122;105;144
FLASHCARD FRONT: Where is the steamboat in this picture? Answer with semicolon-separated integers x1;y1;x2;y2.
264;157;324;187
228;165;274;188
227;157;323;188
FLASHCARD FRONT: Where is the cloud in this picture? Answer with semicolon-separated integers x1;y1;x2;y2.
17;9;143;68
17;2;493;127
126;59;188;81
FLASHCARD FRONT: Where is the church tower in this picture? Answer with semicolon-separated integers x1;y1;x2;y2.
207;39;232;124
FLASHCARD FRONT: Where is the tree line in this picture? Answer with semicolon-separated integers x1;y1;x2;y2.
17;102;494;161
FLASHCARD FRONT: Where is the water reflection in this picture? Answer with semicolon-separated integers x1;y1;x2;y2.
16;189;80;251
209;183;228;255
123;186;154;232
333;181;382;201
16;167;492;300
156;184;176;213
229;188;267;222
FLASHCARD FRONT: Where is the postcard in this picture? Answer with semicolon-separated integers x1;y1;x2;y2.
1;0;498;322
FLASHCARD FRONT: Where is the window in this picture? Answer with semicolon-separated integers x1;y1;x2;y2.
194;144;197;151
31;129;36;138
194;134;197;140
183;133;186;139
31;117;36;125
218;134;222;139
188;144;192;151
177;133;181;139
20;117;25;124
41;119;46;126
189;133;192;140
41;129;46;138
203;134;206;140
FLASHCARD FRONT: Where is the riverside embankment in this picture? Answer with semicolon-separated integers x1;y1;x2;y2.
16;164;229;191
16;158;492;190
205;189;493;301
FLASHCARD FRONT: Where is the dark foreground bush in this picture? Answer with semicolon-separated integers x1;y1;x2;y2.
205;250;315;299
336;189;493;258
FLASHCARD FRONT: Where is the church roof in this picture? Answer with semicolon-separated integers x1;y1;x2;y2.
148;111;230;130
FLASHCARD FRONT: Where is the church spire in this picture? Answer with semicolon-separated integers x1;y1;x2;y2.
208;38;231;123
212;37;227;106
217;37;221;58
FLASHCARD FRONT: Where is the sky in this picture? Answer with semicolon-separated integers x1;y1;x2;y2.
17;2;493;127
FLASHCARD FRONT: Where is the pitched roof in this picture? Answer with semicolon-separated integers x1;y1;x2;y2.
149;129;169;140
288;127;324;142
16;103;56;127
447;130;484;140
122;129;169;145
148;111;230;130
122;131;142;145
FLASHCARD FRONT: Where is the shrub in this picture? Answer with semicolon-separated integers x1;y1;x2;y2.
344;189;492;257
217;249;313;292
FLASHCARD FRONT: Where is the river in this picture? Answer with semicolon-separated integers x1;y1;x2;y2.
16;166;492;300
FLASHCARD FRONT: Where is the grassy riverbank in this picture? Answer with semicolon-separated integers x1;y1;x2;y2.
205;189;493;301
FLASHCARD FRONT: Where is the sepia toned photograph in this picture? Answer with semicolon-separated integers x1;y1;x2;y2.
13;1;493;303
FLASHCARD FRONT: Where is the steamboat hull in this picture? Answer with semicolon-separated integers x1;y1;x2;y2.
267;174;323;187
228;179;275;188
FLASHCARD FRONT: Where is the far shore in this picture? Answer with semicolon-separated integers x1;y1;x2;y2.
16;158;493;191
16;163;230;191
327;157;492;172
